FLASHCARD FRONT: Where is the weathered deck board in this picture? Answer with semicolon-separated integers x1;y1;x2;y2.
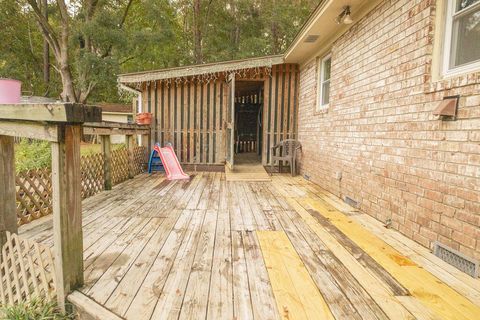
18;172;480;320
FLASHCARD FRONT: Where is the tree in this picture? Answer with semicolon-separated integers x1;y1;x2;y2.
24;0;135;103
1;0;317;103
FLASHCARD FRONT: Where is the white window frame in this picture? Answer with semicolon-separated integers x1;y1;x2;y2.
317;53;331;112
443;0;480;77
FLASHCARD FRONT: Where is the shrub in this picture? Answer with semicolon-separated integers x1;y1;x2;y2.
15;139;51;173
0;299;74;320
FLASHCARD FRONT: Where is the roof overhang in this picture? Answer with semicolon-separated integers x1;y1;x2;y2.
119;55;284;85
284;0;382;64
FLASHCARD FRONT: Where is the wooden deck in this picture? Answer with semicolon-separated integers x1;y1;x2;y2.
20;173;480;320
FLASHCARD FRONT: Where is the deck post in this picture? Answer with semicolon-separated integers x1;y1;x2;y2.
101;135;112;190
126;134;135;179
51;124;83;309
141;133;151;164
0;135;18;247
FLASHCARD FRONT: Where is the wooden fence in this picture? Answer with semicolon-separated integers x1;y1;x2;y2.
16;146;147;226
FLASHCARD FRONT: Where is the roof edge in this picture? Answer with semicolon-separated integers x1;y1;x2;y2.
119;54;284;84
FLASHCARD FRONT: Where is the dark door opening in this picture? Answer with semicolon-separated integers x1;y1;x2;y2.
234;81;264;165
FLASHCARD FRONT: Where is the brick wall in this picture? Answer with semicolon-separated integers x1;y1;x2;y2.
297;0;480;260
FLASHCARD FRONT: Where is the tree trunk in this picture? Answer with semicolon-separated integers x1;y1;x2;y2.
42;0;50;92
59;23;77;102
193;0;203;64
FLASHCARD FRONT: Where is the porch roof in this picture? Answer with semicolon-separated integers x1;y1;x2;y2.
118;54;284;86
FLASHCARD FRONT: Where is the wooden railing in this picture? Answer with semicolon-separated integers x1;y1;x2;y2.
15;146;147;226
0;104;151;310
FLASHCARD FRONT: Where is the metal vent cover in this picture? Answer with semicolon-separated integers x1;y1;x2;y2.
344;196;359;208
304;35;320;43
433;242;479;278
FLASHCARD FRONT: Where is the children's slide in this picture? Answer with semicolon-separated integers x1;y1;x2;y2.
157;145;190;180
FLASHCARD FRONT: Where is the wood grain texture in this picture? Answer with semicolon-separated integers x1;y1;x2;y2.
17;172;480;320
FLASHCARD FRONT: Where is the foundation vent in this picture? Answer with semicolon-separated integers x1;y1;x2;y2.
433;242;479;278
344;196;359;208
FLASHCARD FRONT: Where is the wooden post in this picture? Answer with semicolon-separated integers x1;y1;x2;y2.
141;133;151;164
126;134;135;179
51;125;83;309
0;135;18;247
101;135;112;190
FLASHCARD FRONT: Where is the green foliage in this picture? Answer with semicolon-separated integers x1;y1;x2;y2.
0;298;74;320
0;0;317;103
15;139;52;173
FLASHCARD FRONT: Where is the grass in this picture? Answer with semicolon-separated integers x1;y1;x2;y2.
0;299;74;320
14;138;126;172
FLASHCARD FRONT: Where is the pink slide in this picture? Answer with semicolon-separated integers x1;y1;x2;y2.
157;145;190;180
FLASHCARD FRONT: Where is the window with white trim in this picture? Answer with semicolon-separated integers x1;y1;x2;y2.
317;54;331;111
443;0;480;76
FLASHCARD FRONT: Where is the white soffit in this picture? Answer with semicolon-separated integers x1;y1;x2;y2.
284;0;380;64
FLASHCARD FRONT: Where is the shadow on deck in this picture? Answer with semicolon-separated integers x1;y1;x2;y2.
19;172;480;320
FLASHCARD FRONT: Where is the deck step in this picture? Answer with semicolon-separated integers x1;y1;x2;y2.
68;291;124;320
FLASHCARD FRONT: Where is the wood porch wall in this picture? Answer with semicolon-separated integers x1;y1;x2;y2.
142;63;299;165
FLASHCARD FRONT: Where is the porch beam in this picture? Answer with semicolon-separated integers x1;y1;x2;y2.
0;104;101;123
0;120;59;142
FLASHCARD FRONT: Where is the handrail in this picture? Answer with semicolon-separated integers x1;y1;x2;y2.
0;103;151;310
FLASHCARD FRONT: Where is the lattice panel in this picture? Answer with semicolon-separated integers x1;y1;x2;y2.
15;146;147;226
112;148;130;185
16;169;52;226
132;146;147;175
0;232;56;306
81;153;104;199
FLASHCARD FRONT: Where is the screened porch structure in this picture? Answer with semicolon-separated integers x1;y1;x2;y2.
119;55;300;169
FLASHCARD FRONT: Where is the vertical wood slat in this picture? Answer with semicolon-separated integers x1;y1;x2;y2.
51;125;83;309
183;84;188;162
0;135;18;246
146;64;299;166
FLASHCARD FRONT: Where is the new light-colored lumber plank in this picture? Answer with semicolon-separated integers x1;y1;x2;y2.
242;230;280;320
257;230;334;320
283;197;414;320
351;212;480;306
304;197;480;320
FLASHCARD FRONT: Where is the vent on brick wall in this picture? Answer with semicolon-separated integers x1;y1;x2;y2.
304;35;320;43
433;242;479;278
344;196;359;208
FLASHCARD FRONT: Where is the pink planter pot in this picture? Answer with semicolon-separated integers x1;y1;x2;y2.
0;79;21;104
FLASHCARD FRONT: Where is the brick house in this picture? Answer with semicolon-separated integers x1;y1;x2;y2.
120;0;479;261
285;0;480;260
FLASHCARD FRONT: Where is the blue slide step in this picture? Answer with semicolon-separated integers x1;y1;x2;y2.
148;145;164;173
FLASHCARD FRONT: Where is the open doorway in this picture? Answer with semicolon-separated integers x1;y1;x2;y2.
234;80;263;165
225;79;270;181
